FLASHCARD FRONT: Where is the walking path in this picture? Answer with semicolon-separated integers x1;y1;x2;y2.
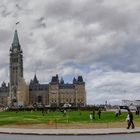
0;127;140;135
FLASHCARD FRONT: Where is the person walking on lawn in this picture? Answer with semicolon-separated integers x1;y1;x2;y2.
97;108;101;119
127;109;135;129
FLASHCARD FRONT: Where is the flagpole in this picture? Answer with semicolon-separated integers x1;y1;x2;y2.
15;21;20;30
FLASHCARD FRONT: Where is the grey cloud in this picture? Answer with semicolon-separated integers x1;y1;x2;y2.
0;30;11;42
0;5;11;17
45;0;133;31
1;0;140;104
95;45;140;73
86;70;140;104
15;4;22;11
45;0;72;20
35;17;47;28
41;0;140;73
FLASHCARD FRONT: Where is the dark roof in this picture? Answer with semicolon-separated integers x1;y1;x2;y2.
29;84;49;91
59;84;75;89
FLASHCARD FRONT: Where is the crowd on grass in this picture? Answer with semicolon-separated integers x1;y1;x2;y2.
1;105;140;129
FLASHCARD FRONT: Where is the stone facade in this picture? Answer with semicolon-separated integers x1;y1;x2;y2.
0;30;86;107
29;74;86;107
0;82;9;106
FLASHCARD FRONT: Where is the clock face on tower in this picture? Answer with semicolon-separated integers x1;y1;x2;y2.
13;48;17;53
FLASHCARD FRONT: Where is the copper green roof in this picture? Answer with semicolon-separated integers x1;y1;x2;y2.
12;30;20;49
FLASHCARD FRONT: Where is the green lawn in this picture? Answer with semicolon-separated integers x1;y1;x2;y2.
0;110;139;126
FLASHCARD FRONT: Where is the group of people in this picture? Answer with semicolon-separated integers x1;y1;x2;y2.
89;109;101;120
90;108;135;129
126;109;135;129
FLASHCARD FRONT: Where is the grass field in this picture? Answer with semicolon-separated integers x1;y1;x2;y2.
0;110;139;127
0;111;140;125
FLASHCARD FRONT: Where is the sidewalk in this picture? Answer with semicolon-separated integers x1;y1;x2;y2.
0;127;140;135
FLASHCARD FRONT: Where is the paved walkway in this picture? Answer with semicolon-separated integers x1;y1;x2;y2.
0;127;140;135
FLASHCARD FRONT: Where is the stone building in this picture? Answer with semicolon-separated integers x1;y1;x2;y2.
0;30;86;107
0;82;9;106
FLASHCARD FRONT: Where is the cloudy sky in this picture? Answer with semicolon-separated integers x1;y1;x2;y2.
0;0;140;105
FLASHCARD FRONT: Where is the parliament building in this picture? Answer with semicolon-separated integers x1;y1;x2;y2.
0;30;86;107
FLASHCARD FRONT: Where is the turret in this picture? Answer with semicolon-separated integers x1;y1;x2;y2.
60;78;64;84
50;74;59;84
73;76;86;107
77;76;83;82
73;77;77;84
1;81;6;88
77;76;85;84
73;76;85;84
33;74;39;84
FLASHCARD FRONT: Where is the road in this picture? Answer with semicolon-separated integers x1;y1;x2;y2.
0;133;140;140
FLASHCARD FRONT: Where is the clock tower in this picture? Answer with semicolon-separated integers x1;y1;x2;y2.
9;30;23;105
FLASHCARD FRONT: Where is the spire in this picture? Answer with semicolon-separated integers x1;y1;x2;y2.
73;77;77;84
33;74;39;84
12;30;20;49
